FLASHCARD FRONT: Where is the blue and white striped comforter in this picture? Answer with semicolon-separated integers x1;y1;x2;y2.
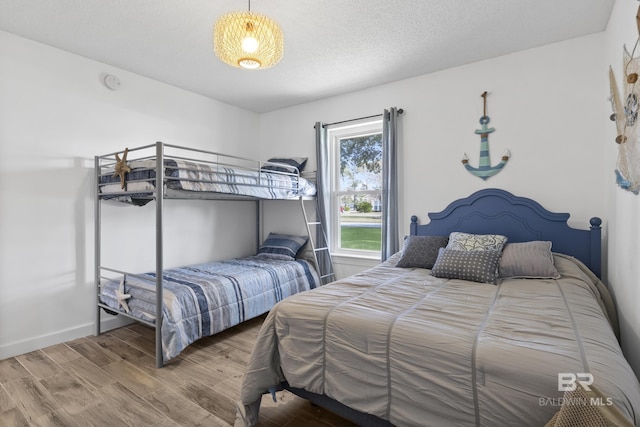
99;158;316;202
99;255;320;362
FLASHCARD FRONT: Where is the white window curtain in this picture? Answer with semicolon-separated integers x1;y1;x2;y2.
315;107;401;262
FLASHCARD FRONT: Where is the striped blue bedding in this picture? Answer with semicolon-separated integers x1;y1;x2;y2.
99;255;320;362
99;158;316;203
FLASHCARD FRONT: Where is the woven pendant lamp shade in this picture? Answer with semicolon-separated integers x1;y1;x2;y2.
214;11;284;70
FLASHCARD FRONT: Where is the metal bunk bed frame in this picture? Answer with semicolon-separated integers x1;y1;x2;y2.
95;141;334;368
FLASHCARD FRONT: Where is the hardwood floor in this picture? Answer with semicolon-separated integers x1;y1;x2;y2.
0;316;357;427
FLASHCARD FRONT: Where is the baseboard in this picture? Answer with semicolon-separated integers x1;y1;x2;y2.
0;315;133;360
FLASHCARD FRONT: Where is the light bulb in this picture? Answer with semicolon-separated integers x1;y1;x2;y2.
242;37;259;53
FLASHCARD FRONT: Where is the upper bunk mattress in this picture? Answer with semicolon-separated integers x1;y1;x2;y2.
99;158;317;203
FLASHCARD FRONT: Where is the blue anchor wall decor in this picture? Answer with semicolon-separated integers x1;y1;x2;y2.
462;91;510;180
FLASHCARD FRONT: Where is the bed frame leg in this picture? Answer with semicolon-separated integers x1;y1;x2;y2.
155;141;164;369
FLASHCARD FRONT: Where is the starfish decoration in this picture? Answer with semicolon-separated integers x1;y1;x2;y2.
115;278;131;313
113;148;131;189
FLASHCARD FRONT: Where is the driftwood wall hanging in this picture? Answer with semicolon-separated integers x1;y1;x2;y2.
462;92;510;180
608;4;640;194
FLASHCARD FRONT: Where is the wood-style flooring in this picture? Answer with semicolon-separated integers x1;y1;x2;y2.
0;315;357;427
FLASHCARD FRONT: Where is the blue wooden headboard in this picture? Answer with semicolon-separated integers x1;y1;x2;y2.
409;188;602;277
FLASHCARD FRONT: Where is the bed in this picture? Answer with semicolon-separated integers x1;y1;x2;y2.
95;142;328;368
97;143;316;204
235;188;640;427
98;253;319;363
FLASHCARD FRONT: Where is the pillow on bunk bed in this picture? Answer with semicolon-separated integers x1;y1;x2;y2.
395;235;449;269
258;233;308;261
498;241;560;279
261;157;308;174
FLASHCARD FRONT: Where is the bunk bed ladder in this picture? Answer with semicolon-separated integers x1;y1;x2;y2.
300;198;335;285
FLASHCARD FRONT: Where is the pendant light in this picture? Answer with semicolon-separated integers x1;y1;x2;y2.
213;1;284;70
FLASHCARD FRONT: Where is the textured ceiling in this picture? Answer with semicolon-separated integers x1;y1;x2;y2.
0;0;615;113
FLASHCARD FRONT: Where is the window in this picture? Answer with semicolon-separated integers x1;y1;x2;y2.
328;120;383;257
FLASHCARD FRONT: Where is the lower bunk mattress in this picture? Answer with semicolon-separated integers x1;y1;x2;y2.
99;255;320;363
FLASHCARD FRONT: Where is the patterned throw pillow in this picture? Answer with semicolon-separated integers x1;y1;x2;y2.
499;241;560;279
396;235;449;269
261;157;308;174
431;247;502;284
257;233;308;260
446;232;507;252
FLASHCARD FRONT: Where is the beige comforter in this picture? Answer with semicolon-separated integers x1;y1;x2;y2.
235;253;640;426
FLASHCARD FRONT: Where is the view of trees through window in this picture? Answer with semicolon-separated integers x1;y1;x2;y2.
338;132;382;252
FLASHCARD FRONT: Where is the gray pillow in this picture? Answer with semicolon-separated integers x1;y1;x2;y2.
261;157;307;174
257;233;308;260
396;235;449;269
431;247;501;284
446;232;507;252
499;241;560;279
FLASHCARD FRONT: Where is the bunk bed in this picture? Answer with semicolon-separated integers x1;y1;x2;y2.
95;142;329;368
235;189;640;427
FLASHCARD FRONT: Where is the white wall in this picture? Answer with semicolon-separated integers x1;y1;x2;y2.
0;31;261;359
260;33;607;278
604;0;640;379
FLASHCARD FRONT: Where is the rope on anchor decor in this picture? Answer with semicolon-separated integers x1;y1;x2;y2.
461;91;510;180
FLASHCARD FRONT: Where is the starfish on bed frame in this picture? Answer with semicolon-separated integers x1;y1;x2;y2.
115;278;131;313
113;148;131;189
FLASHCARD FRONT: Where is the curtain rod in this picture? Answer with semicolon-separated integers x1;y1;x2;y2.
321;108;404;128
